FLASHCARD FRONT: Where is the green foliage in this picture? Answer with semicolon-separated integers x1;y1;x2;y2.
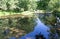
17;17;36;33
0;0;60;38
0;0;37;12
0;11;36;33
37;0;50;10
39;13;56;26
0;0;18;11
0;12;36;39
48;0;60;11
45;14;56;26
52;10;60;17
18;0;29;11
28;0;37;11
0;0;7;10
50;28;56;34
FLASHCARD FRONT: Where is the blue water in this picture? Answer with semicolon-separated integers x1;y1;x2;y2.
20;18;50;39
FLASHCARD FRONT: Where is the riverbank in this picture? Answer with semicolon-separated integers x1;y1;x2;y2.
0;11;36;39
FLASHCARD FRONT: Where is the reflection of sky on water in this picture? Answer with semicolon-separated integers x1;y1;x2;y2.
20;18;50;39
9;37;16;39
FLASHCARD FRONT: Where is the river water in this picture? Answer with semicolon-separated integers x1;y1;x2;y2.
20;18;50;39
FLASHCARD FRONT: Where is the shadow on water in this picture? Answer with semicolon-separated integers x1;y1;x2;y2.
20;17;50;39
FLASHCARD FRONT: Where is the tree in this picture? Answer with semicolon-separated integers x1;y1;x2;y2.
0;0;37;12
0;0;18;11
0;0;7;10
28;0;37;11
37;0;50;10
17;0;29;11
48;0;60;12
47;0;60;25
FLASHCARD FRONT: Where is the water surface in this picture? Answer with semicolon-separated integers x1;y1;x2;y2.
20;18;50;39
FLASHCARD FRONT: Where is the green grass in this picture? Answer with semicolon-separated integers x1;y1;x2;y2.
0;11;34;16
0;11;21;16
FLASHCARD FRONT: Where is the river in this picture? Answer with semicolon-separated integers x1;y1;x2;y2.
20;17;50;39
